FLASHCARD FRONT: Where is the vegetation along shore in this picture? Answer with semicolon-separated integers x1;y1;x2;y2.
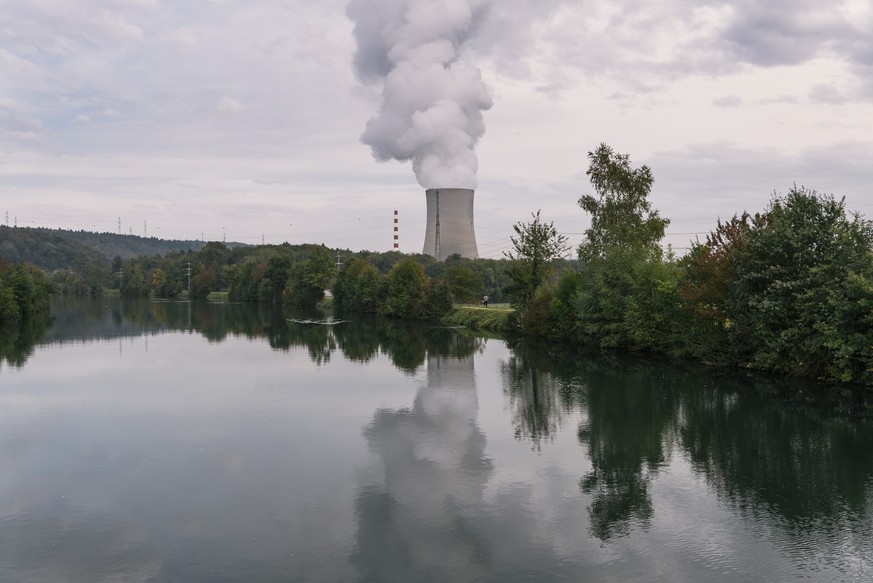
2;143;871;386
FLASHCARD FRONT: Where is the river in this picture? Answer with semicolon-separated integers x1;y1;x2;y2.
1;296;871;582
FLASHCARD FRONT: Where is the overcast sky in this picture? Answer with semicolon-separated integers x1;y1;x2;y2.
2;0;872;258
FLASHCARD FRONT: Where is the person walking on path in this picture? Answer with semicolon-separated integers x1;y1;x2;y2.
483;295;489;308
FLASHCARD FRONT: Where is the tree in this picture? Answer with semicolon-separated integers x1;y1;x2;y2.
731;186;873;381
577;143;669;261
379;258;428;319
503;210;569;307
678;213;752;362
259;254;293;303
285;247;334;306
334;257;383;314
121;262;149;297
422;279;454;321
572;144;679;351
442;265;483;303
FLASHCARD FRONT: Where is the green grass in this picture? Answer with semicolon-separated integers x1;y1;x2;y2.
443;304;512;334
206;291;229;302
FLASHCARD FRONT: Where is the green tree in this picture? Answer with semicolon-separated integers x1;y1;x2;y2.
422;279;454;321
379;258;427;319
121;262;149;297
285;247;334;306
442;265;483;303
259;254;293;303
731;186;873;382
151;268;167;296
678;213;752;362
503;210;569;308
577;143;669;261
190;266;216;300
334;257;382;314
572;144;679;351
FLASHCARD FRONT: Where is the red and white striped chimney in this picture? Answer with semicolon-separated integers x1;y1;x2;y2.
393;209;399;250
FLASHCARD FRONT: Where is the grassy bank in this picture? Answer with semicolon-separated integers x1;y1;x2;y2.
443;304;512;334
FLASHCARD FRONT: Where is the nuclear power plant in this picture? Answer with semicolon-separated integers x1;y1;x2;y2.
422;188;479;261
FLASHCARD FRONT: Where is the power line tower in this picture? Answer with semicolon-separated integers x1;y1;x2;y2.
118;217;121;234
335;250;343;273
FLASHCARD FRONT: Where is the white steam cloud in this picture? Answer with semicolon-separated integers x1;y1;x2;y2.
347;0;493;189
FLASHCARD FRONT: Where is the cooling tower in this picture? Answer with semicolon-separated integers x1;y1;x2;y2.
422;188;479;261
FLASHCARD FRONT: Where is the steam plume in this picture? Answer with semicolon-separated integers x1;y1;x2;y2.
347;0;493;189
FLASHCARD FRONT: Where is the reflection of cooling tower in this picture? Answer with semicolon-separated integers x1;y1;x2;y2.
422;188;479;260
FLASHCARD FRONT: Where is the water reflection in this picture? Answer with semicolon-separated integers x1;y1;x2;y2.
504;339;873;562
5;297;873;580
575;355;676;541
42;296;487;374
0;311;52;368
353;352;492;582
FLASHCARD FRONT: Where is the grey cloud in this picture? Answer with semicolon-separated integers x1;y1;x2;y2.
712;95;743;107
808;83;853;104
470;0;872;104
719;1;852;67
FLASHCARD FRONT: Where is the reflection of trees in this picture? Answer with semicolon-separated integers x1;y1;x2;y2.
499;340;873;546
501;339;586;448
679;374;873;548
0;311;52;367
501;356;566;448
43;297;484;371
352;354;492;582
576;358;677;541
507;342;676;540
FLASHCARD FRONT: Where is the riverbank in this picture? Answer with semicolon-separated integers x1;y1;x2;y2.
442;304;512;334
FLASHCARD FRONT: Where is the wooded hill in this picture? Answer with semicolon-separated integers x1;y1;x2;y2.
0;226;212;271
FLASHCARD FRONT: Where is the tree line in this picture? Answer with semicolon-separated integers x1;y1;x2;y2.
504;143;873;385
100;241;524;315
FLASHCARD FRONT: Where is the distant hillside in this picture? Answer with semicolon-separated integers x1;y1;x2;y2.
49;228;208;260
0;226;108;272
0;226;214;272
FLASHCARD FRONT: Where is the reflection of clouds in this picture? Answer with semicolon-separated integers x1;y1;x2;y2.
354;355;493;582
0;510;161;582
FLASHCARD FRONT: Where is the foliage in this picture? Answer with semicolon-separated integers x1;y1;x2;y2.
379;258;428;319
334;257;383;314
0;261;53;330
577;143;669;261
548;269;581;340
568;144;679;352
514;287;555;337
677;213;752;363
441;264;483;303
258;254;293;304
0;225;110;274
576;249;682;352
503;210;569;308
422;279;454;321
730;187;873;382
285;246;334;307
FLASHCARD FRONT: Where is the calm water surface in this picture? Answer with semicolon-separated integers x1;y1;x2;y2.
1;297;871;582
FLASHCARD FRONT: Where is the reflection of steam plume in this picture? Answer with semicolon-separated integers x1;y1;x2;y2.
354;355;491;581
346;0;493;189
